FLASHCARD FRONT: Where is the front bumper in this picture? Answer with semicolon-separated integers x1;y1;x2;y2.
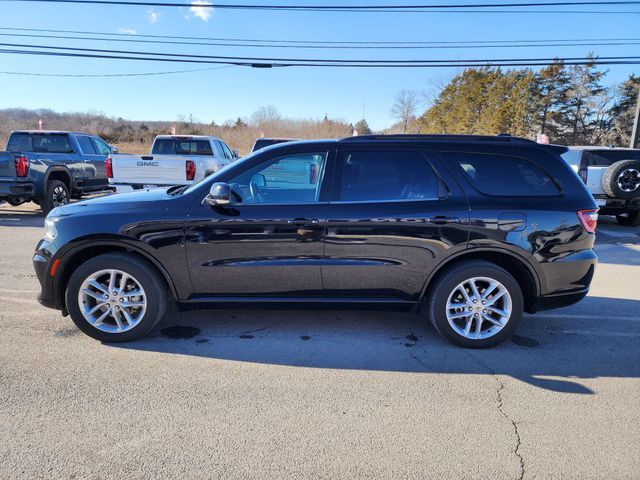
33;240;62;311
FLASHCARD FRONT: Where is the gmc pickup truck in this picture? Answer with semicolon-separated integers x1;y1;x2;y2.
0;131;113;213
108;135;237;189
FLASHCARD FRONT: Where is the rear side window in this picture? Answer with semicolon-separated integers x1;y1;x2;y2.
152;139;213;155
337;150;442;202
444;151;561;196
7;133;74;153
76;136;97;155
587;150;640;167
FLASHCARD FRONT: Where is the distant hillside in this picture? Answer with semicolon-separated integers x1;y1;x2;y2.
0;107;354;156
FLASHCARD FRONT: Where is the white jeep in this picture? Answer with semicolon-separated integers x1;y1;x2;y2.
562;146;640;226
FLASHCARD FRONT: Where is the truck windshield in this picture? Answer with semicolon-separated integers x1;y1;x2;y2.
152;139;213;156
7;133;74;153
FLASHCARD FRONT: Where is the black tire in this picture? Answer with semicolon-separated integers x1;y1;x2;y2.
616;210;640;227
41;179;70;214
427;260;524;348
602;159;640;199
65;253;168;342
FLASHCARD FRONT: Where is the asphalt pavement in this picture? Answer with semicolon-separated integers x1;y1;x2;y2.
1;202;639;479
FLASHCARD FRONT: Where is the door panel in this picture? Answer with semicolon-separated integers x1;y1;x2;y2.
185;203;327;296
322;147;470;301
185;149;333;297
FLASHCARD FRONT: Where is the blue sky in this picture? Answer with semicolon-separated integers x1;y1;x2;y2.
0;1;639;130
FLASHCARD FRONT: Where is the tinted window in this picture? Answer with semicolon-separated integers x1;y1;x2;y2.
152;139;213;155
338;150;441;202
92;137;111;156
229;152;327;205
587;150;640;167
77;136;97;155
445;151;560;196
252;139;294;152
7;133;74;154
220;142;233;160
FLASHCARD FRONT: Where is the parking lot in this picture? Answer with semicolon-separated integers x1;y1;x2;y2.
1;201;639;479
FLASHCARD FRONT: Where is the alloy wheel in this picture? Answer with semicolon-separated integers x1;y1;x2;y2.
77;269;147;333
617;168;640;193
445;276;512;340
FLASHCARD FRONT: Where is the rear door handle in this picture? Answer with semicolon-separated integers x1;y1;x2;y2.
430;216;457;225
288;218;320;226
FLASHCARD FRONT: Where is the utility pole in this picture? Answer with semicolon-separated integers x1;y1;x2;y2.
631;94;640;149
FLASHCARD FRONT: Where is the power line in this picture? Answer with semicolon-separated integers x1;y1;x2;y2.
3;27;640;46
4;41;639;64
2;31;640;50
2;46;640;68
0;65;235;77
5;0;640;12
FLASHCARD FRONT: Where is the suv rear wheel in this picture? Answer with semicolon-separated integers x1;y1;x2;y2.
41;179;70;214
65;253;167;342
616;210;640;227
428;261;524;348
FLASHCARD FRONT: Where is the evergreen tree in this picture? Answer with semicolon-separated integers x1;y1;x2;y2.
531;60;571;139
606;74;640;147
561;54;607;144
354;119;372;135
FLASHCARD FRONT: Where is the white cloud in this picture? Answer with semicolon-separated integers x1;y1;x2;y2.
189;1;213;21
146;8;161;23
117;27;137;34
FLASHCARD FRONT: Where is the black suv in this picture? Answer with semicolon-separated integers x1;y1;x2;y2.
34;135;598;348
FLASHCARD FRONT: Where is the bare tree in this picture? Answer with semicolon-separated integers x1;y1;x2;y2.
391;89;420;133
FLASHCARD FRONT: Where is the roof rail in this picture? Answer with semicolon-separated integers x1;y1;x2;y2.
340;134;536;144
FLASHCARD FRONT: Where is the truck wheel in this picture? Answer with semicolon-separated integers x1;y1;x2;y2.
41;179;70;214
616;211;640;227
65;253;168;342
602;160;640;199
427;260;523;348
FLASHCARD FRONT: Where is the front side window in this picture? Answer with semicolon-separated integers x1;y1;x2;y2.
152;139;213;156
220;142;233;160
444;151;560;196
337;150;441;202
77;136;97;155
228;152;327;205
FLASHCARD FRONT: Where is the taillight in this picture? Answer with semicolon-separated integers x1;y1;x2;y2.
577;209;598;234
15;155;28;177
105;157;113;178
186;160;196;181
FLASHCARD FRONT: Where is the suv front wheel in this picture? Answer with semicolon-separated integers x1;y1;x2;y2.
65;253;168;342
428;260;524;348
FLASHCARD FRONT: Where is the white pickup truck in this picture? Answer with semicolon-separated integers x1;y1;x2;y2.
108;135;237;189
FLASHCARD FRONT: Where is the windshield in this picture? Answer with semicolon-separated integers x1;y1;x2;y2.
152;138;213;156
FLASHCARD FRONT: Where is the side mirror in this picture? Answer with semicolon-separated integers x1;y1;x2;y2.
204;182;232;207
110;146;119;154
251;173;266;188
232;149;239;159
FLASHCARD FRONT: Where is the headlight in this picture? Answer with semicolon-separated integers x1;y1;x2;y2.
44;218;58;241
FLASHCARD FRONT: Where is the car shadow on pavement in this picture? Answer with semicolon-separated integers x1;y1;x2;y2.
107;297;640;395
0;205;45;228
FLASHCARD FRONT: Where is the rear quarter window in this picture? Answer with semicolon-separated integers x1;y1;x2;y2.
443;151;561;196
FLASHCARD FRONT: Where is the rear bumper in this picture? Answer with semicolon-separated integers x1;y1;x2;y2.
0;180;35;197
531;288;589;312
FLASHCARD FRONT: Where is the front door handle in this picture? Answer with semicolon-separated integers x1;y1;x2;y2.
288;218;320;226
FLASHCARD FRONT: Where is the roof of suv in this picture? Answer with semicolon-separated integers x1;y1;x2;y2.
340;134;537;144
566;145;640;152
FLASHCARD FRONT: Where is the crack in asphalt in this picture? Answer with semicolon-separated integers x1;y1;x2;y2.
467;352;525;480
